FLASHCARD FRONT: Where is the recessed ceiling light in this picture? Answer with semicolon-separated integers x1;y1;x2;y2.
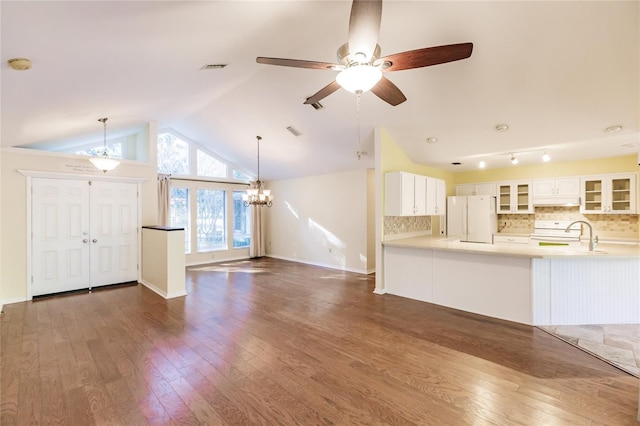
604;125;622;134
426;137;438;144
495;123;509;132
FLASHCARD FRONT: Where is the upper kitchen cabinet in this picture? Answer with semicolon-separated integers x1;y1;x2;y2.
532;177;580;205
426;177;446;216
497;181;532;214
385;172;427;216
581;173;637;214
455;183;496;197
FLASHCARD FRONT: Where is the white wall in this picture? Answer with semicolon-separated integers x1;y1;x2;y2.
266;169;374;274
0;124;158;305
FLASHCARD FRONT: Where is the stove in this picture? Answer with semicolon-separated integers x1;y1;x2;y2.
529;220;582;247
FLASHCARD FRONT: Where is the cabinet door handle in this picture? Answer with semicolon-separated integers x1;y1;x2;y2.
82;239;88;243
92;239;98;243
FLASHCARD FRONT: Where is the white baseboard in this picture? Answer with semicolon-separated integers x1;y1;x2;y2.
266;254;371;275
373;288;387;295
186;255;250;267
1;296;29;312
140;280;187;299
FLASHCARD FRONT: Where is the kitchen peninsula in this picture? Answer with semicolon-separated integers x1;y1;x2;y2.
382;235;640;326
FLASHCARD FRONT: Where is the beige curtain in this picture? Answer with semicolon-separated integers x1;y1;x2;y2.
249;204;265;258
157;174;171;226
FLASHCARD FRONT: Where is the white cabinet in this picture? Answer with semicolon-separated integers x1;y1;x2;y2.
455;183;495;196
385;172;427;216
497;181;532;214
581;173;637;214
426;177;446;215
493;235;529;245
532;178;580;199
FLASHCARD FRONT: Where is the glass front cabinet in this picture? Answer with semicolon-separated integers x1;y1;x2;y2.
497;181;532;214
581;173;637;214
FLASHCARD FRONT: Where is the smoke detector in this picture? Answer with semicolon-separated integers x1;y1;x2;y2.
8;58;32;71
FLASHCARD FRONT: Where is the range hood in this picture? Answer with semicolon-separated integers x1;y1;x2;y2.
532;196;581;207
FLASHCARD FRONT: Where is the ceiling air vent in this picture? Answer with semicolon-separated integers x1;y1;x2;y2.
286;126;302;137
308;101;323;110
200;64;228;70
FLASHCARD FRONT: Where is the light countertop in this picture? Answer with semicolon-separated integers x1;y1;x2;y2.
383;235;640;259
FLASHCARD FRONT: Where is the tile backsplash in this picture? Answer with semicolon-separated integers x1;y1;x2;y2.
384;215;431;236
499;206;638;240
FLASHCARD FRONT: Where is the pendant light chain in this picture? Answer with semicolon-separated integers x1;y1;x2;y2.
256;135;261;182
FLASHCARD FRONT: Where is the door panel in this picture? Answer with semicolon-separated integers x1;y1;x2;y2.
32;178;90;296
90;181;138;287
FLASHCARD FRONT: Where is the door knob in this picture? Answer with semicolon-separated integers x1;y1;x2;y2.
83;239;88;243
92;239;98;243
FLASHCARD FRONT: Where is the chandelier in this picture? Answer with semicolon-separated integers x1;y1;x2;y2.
242;136;273;207
89;117;120;173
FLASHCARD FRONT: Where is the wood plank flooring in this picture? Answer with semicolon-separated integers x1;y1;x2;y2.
2;257;638;425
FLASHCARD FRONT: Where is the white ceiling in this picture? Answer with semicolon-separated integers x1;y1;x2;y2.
2;1;639;180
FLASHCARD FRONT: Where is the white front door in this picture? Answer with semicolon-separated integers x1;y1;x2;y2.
32;178;138;296
90;181;138;287
32;178;91;296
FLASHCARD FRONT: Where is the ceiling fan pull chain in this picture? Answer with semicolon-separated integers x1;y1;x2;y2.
356;93;362;160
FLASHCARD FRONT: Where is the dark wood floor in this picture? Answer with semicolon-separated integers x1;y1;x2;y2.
2;258;638;425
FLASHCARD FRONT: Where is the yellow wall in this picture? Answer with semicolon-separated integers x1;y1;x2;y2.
453;155;638;184
380;128;455;191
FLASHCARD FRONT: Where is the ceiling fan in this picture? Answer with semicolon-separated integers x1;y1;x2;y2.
256;0;473;106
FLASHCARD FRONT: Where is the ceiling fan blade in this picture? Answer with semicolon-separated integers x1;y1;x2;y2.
348;0;382;60
379;42;473;72
304;81;342;105
257;57;340;70
371;76;407;106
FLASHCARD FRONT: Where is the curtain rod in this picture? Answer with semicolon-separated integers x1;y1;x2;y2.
169;176;250;186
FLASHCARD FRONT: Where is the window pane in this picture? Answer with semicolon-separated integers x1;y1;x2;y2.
232;191;251;248
197;189;226;251
169;187;191;254
157;133;189;174
76;142;123;159
232;169;251;181
197;149;227;178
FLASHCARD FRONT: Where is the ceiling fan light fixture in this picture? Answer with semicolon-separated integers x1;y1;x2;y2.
336;64;382;94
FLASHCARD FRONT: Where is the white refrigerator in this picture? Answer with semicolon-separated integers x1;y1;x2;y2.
446;195;497;243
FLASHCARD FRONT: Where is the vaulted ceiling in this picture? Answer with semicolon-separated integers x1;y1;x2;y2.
2;1;638;180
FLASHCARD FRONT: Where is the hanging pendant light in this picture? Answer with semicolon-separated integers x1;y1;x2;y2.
242;136;273;207
89;117;120;173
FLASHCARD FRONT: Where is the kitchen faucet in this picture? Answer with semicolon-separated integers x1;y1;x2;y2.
565;220;598;251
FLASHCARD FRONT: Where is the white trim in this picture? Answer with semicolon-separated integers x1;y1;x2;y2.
372;288;387;295
266;254;370;275
1;296;29;310
140;280;187;299
18;169;147;183
186;255;250;267
383;230;432;241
